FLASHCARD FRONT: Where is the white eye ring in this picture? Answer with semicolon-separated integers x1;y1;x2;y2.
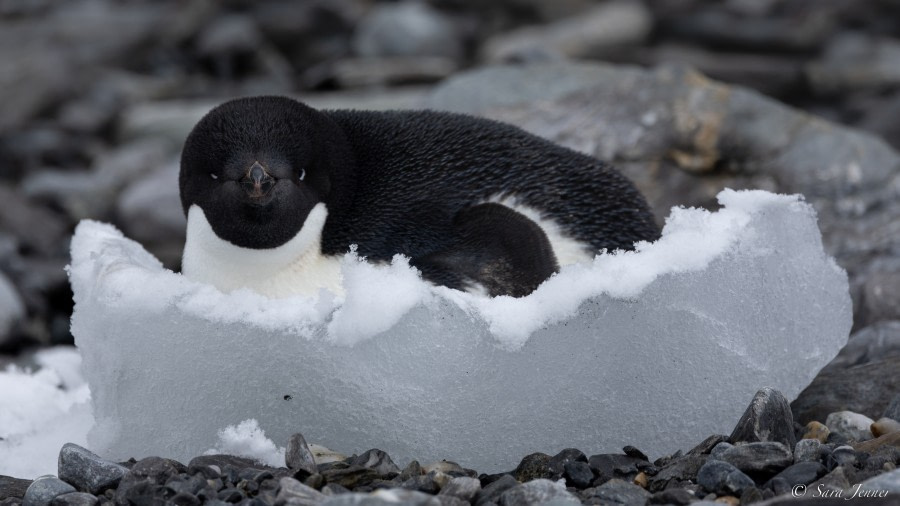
210;173;218;180
299;169;306;181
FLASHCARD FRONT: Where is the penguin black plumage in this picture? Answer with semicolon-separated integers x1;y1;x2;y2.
179;96;659;298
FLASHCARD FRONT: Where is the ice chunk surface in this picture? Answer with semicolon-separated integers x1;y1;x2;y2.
69;190;851;472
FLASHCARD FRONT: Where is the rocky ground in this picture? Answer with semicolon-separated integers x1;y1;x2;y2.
1;0;900;503
2;388;900;505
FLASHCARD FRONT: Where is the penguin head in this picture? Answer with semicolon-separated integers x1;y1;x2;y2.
180;96;353;249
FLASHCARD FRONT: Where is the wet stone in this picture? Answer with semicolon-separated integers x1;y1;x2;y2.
587;453;644;484
397;461;422;482
563;461;594;489
710;442;734;460
48;492;97;506
648;454;708;492
57;444;128;496
828;445;858;468
765;462;826;488
809;466;851;492
582;478;651;505
438;477;480;502
303;474;324;490
473;474;517;506
351;450;400;479
188;456;265;476
549;448;588;478
0;476;32;501
513;453;553;482
739;486;764;505
648;488;697;505
794;439;823;463
697;460;754;496
719;442;793;474
169;492;199;506
23;477;76;506
400;474;439;494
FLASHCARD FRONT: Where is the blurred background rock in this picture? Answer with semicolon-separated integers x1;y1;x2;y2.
1;0;899;390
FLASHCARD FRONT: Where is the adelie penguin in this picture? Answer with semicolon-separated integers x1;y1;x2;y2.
179;96;659;298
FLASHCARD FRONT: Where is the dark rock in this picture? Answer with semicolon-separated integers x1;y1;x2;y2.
321;483;349;496
648;488;697;505
321;466;379;489
215;487;243;502
168;492;199;506
513;453;552;482
582;478;651;505
697;460;754;496
438;477;480;502
740;486;764;505
165;474;207;496
285;433;318;476
57;443;128;495
856;466;900;493
794;439;823;463
473;474;517;506
48;492;97;506
350;450;400;479
765;462;826;488
688;435;729;456
548;448;587;478
587;453;644;484
623;446;649;461
397;461;422;482
127;457;184;484
729;388;796;449
400;474;439;495
422;461;472;479
710;442;734;460
499;479;579;506
274;476;325;505
648;455;708;492
23;477;76;506
1;476;31;500
719;442;793;474
0;185;68;257
563;461;593;489
828;445;858;468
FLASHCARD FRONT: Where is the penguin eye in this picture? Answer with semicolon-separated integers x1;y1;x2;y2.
298;169;306;182
209;173;218;180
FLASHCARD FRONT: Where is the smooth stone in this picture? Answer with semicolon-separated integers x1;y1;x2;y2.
351;450;400;478
352;1;462;60
308;445;348;465
513;453;553;482
473;474;517;506
794;439;823;463
710;442;734;460
48;492;98;506
765;461;826;488
498;479;580;506
649;487;698;505
0;271;25;347
23;476;76;506
275;476;325;505
719;442;793;474
400;474;439;494
422;461;472;478
319;488;440;506
729;388;796;449
582;478;651;505
549;449;588;478
697;460;754;496
438;477;480;502
188;455;267;475
563;461;593;489
57;443;129;495
648;454;708;492
802;421;831;442
872;417;900;437
587;453;645;483
826;411;876;442
829;445;857;468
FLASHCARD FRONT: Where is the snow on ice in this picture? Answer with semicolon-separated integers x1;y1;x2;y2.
3;189;850;476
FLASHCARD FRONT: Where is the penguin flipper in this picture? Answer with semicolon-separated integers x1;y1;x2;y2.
412;203;559;297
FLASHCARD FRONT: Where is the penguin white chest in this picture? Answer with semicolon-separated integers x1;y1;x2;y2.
182;203;343;298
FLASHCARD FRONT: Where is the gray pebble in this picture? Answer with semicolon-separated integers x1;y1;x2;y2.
437;477;480;502
719;441;793;473
498;479;580;506
697;460;754;496
275;476;325;505
286;433;318;476
794;439;822;463
23;476;76;506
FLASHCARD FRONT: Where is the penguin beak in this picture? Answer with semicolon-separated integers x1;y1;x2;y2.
240;161;275;199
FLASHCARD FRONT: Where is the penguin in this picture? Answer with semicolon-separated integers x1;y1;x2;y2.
179;96;659;298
